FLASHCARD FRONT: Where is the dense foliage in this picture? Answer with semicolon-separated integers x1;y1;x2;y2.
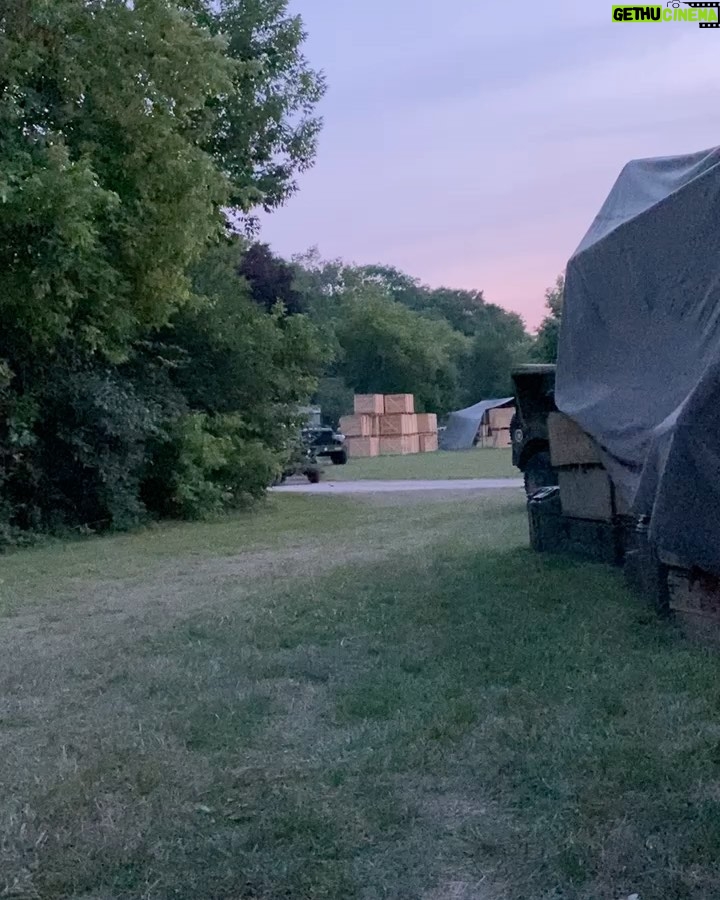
293;253;533;423
0;0;555;544
0;0;325;541
533;275;564;363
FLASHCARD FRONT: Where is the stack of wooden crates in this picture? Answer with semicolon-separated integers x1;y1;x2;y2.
340;394;439;458
478;406;514;448
546;412;630;564
549;412;629;520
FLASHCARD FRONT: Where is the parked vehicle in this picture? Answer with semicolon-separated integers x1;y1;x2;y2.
301;426;348;465
509;363;558;497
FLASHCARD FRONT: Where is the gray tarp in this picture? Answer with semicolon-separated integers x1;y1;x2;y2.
439;398;513;451
555;145;720;575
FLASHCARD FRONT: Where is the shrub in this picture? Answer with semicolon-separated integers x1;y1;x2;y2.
142;413;280;520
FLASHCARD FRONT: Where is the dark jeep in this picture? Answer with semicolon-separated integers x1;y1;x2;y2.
276;439;322;485
301;426;348;466
510;363;559;497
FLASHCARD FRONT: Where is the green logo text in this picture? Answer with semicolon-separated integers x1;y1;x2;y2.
612;4;719;22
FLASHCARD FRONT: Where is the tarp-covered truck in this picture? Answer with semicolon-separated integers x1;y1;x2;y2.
521;145;720;636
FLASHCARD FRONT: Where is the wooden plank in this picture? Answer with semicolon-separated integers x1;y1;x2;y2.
548;412;602;467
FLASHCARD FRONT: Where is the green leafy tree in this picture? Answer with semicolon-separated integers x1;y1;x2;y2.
334;289;468;414
533;275;565;363
197;0;326;215
358;265;527;342
314;377;355;429
142;239;328;518
0;0;234;359
0;0;325;537
460;330;517;404
0;0;324;360
239;243;305;314
294;255;531;413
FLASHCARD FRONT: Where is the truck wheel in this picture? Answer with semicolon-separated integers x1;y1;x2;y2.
330;450;348;465
523;450;556;498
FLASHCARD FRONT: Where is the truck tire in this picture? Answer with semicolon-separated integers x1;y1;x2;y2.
523;450;557;498
330;450;348;465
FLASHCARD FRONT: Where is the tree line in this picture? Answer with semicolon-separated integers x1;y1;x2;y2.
0;0;561;544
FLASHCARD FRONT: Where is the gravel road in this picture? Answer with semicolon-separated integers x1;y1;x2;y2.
270;478;524;494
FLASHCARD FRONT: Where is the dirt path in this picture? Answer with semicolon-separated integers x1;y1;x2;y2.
270;478;524;493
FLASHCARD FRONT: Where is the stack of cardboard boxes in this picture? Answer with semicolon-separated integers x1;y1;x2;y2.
340;394;438;458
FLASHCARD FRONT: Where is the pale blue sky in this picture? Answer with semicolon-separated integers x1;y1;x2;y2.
260;0;719;328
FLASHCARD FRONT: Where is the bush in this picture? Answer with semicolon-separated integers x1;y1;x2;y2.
38;367;169;531
142;413;280;520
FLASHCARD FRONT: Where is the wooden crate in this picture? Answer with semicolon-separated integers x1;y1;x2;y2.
416;413;437;433
419;433;439;453
379;413;417;436
487;407;514;429
384;393;415;415
558;466;614;522
667;568;720;646
347;436;380;458
353;394;384;416
339;414;374;437
490;428;512;449
379;435;419;455
548;412;602;467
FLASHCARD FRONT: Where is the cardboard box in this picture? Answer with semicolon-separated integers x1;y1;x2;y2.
548;412;602;467
558;466;614;522
379;435;419;455
383;393;415;415
416;413;438;433
346;436;380;458
339;414;373;437
419;433;439;452
379;413;417;436
353;394;384;416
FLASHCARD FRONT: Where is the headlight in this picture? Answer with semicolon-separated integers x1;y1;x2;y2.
514;428;524;443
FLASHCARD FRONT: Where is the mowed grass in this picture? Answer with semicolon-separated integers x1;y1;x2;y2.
323;446;518;480
3;491;720;899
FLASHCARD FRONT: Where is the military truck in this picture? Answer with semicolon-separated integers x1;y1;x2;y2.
510;364;559;497
275;436;322;485
301;425;348;465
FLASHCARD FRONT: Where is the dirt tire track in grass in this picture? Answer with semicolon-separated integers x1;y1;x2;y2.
1;494;523;899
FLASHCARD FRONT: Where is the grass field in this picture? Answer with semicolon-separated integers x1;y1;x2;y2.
322;447;517;480
4;491;720;899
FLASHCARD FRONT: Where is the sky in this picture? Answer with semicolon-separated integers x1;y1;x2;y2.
259;0;720;330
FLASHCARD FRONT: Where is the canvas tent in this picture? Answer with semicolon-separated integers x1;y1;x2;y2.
555;145;720;576
440;398;514;451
